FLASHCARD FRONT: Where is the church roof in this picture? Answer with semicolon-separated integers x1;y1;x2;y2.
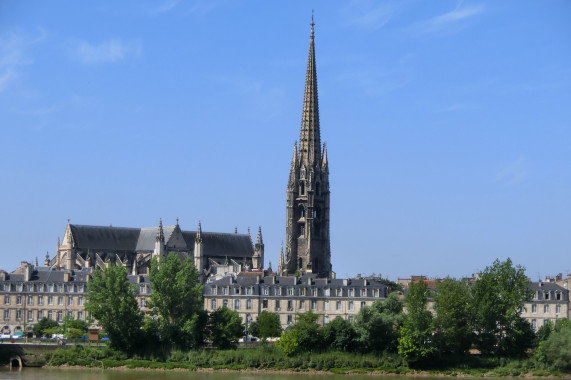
70;224;140;251
182;231;253;258
68;224;254;257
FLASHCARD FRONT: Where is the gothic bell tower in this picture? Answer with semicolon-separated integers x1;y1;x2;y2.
282;18;331;277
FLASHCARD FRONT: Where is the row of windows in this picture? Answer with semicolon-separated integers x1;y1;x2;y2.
3;309;86;322
1;283;85;293
529;304;562;314
533;291;563;301
211;286;381;298
3;295;83;307
210;298;367;312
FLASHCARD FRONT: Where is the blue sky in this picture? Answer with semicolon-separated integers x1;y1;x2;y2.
1;1;570;280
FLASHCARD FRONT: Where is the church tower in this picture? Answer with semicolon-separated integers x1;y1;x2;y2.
284;18;331;277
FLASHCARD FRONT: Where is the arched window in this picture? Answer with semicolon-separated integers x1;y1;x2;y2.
299;206;305;218
313;207;319;218
300;181;305;195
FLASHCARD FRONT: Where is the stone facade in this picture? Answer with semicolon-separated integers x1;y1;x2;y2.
281;20;331;278
0;262;150;336
203;273;390;330
521;281;569;331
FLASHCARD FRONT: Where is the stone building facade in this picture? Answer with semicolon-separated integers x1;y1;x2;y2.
521;281;569;331
280;20;331;278
203;273;390;330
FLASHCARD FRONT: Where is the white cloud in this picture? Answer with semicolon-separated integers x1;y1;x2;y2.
73;38;142;64
151;0;180;15
0;28;46;93
345;1;393;31
408;3;485;36
496;157;527;186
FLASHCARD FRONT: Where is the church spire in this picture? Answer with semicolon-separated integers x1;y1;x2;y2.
298;17;321;166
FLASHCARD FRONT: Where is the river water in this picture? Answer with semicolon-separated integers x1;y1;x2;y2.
0;368;449;380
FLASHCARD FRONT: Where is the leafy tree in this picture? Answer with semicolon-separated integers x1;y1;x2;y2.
433;277;473;357
62;316;89;339
85;264;143;352
208;306;245;349
249;311;282;341
277;328;300;356
354;292;404;352
33;317;58;338
323;316;358;352
149;253;206;350
536;319;571;371
535;319;554;344
398;279;436;365
471;258;533;356
289;310;324;351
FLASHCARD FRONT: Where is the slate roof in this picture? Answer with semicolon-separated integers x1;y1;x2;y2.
70;225;140;251
70;224;254;258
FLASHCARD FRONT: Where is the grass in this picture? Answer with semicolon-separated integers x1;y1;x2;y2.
42;346;570;376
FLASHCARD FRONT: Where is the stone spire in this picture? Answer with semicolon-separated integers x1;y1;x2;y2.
153;219;165;260
156;219;165;243
196;221;203;243
298;17;321;166
284;18;331;278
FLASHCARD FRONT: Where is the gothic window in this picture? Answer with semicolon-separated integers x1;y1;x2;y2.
300;181;305;195
299;206;305;218
316;182;320;195
314;208;319;218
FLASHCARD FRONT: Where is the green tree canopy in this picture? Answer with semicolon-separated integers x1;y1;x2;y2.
249;310;282;341
354;292;403;353
536;319;571;371
323;316;358;352
33;317;58;338
433;277;473;357
85;264;143;352
471;258;533;356
398;279;436;366
149;253;206;350
208;306;245;349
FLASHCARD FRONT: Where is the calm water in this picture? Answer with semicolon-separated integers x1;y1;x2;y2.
0;368;455;380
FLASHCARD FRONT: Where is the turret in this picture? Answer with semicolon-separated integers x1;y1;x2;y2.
194;221;204;272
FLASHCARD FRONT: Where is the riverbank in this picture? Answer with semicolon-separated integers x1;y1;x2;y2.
44;364;571;378
37;346;570;378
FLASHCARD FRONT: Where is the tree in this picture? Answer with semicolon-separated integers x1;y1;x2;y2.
149;253;206;350
398;279;436;365
471;258;533;356
289;310;324;351
323;316;358;352
354;292;404;353
277;328;300;356
85;265;143;352
536;319;571;371
208;306;245;349
432;277;473;357
249;311;282;341
62;315;89;339
33;317;58;338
